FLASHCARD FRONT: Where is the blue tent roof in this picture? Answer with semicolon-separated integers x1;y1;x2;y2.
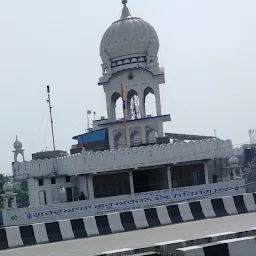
73;129;107;144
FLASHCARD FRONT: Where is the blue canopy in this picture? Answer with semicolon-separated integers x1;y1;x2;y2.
73;129;107;145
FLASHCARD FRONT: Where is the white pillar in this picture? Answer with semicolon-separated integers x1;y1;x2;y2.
227;169;231;181
239;168;243;179
167;166;172;189
108;128;115;150
154;86;162;116
232;168;236;180
138;91;146;118
87;175;95;199
141;125;147;144
157;123;164;137
13;195;17;209
3;197;8;209
129;171;134;194
204;162;209;184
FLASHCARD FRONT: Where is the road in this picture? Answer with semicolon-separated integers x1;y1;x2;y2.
2;212;256;256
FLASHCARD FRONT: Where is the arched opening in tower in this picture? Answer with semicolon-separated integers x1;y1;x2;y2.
114;132;125;149
127;89;140;120
111;92;123;121
144;87;156;117
146;127;158;144
16;153;24;163
130;130;142;147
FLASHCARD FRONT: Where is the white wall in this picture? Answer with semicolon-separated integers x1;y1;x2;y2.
13;139;233;180
28;176;77;207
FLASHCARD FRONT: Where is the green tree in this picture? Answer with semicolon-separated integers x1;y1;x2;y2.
0;174;7;194
0;174;7;209
14;179;29;207
16;190;29;208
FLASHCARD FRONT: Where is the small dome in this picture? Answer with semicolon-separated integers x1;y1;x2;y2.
13;136;22;149
100;2;159;61
228;155;239;167
3;181;13;194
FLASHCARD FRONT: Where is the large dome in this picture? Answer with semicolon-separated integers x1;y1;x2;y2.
100;2;159;62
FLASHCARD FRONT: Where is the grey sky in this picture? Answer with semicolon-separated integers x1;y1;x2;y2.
0;0;255;175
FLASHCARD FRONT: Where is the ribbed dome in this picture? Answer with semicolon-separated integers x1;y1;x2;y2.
3;181;13;194
100;3;159;62
228;155;239;167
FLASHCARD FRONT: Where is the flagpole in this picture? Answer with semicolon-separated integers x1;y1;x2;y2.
121;83;128;148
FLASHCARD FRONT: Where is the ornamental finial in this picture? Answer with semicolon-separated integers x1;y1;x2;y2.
122;0;127;6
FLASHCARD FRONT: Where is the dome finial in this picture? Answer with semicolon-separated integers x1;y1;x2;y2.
122;0;127;6
121;0;131;18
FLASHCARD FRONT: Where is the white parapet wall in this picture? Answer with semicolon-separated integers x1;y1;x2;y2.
13;139;233;179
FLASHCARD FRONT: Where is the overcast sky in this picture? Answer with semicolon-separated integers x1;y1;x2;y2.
0;0;255;175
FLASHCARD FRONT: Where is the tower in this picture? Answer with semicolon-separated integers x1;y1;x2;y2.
13;136;25;162
98;1;171;149
1;181;17;210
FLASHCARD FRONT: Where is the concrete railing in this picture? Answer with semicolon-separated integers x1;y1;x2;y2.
96;230;256;256
177;236;256;256
0;192;256;251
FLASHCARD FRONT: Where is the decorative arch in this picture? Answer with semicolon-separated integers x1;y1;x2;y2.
114;132;125;149
130;130;142;147
144;87;156;117
16;153;24;163
127;89;140;120
111;92;123;121
146;127;158;144
14;151;25;163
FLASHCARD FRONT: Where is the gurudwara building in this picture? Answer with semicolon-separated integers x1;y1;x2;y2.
2;1;245;226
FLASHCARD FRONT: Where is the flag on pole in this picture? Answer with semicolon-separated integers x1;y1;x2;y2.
120;84;126;110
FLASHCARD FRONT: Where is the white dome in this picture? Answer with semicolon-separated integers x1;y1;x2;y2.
228;155;239;167
100;3;159;61
13;136;22;149
3;181;13;193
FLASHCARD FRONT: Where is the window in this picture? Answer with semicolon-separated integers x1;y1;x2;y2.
38;179;44;186
51;177;56;184
65;176;71;182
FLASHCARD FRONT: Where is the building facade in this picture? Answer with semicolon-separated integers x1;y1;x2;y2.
1;1;246;226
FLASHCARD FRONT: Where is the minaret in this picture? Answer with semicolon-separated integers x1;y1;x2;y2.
98;1;171;149
13;135;25;162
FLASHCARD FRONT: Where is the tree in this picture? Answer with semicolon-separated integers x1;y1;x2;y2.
0;174;7;194
16;190;29;208
244;157;256;192
14;180;29;207
0;174;8;209
20;180;28;191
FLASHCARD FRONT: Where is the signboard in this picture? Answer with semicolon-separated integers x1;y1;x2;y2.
16;180;245;221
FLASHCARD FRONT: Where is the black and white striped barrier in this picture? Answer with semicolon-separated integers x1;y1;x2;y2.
0;193;256;251
96;230;256;256
177;236;256;256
